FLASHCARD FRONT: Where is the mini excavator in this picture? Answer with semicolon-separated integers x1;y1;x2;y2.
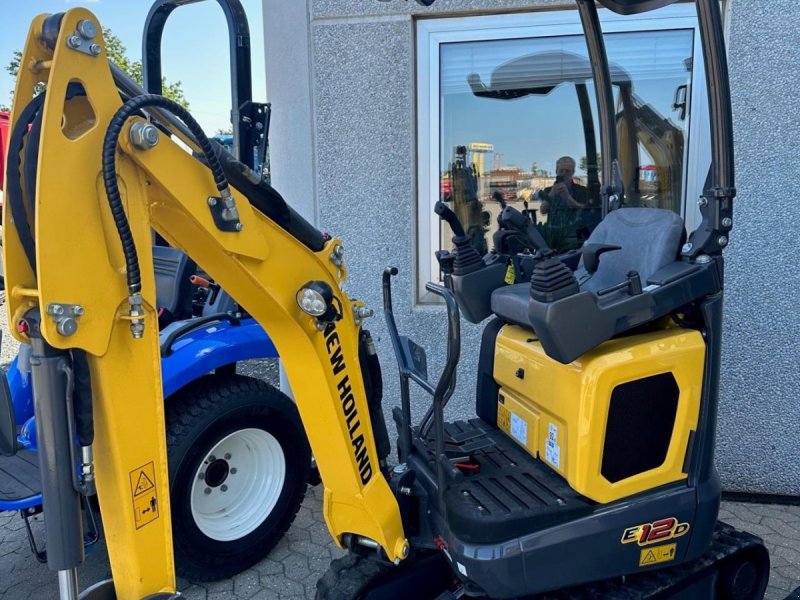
0;0;776;598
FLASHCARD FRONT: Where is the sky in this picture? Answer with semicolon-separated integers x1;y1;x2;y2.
0;0;267;134
440;28;694;176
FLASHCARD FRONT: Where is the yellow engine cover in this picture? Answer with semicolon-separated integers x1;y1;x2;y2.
494;325;705;504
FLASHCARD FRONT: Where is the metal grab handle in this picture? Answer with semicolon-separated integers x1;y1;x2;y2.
421;282;460;428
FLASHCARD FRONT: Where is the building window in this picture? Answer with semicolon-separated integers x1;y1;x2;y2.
416;5;710;303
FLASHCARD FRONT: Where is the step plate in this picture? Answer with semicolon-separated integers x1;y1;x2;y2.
0;450;42;502
434;419;594;544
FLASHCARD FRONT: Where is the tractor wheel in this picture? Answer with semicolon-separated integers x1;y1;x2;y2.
316;552;454;600
166;374;309;581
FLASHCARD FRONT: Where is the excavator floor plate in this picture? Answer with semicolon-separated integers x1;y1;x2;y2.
0;450;41;503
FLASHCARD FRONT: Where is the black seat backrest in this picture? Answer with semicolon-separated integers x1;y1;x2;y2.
576;207;685;292
153;246;197;321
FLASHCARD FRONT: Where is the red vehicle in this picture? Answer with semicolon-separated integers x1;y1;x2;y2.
1;111;9;196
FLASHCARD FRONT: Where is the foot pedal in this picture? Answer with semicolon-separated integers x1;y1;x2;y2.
443;420;495;454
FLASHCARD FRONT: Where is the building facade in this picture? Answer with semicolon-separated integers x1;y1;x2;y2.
263;0;800;495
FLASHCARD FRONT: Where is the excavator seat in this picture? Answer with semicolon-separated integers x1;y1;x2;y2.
490;208;686;333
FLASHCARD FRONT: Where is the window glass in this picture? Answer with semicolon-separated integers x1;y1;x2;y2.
437;28;694;258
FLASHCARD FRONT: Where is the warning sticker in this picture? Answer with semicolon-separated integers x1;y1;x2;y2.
498;403;511;431
510;413;528;445
545;423;561;469
640;543;677;567
129;462;159;530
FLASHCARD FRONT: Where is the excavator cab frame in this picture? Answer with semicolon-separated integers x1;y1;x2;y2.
1;0;768;599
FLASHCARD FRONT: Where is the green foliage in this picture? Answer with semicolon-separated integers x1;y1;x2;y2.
579;153;602;173
5;29;189;109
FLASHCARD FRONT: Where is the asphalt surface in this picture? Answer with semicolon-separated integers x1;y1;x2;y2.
1;294;799;599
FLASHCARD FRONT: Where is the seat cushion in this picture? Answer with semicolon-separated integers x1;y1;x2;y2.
490;283;531;329
576;207;685;292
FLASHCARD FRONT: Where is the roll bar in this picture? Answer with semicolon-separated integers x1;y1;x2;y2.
142;0;270;172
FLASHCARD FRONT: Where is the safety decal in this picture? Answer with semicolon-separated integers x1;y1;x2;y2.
639;543;677;567
621;517;690;546
510;413;528;446
545;423;560;469
497;403;511;431
129;461;159;530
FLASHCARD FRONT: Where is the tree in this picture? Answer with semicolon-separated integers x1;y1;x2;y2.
4;29;189;110
579;153;602;173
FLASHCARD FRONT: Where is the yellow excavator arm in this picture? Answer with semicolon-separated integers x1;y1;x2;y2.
4;9;406;598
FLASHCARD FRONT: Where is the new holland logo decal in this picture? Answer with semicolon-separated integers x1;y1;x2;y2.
324;323;373;485
621;517;690;547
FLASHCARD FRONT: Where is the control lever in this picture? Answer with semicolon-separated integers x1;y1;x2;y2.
499;206;550;253
435;201;466;237
434;201;483;275
596;271;643;297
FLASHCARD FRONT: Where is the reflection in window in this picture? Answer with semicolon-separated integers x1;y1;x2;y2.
438;28;693;257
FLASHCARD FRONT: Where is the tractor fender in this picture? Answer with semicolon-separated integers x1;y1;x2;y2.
160;317;278;398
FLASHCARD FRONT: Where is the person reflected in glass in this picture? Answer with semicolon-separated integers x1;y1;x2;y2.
538;156;588;215
536;156;594;251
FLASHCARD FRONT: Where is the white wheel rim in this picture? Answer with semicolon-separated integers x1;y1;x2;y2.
190;428;286;542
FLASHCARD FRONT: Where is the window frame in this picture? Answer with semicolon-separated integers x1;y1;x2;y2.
415;4;710;304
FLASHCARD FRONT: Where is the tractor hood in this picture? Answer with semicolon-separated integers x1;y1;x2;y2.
596;0;682;15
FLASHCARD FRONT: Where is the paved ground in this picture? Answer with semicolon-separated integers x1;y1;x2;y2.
0;491;798;599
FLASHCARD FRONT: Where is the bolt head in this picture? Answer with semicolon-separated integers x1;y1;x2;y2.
235;222;244;231
73;306;85;316
76;20;98;39
722;217;733;228
208;455;216;462
717;236;728;247
224;453;232;460
208;197;218;206
56;317;78;337
682;243;693;254
221;485;228;492
67;35;82;49
204;487;212;495
198;472;205;480
142;125;158;145
230;468;237;475
89;43;102;56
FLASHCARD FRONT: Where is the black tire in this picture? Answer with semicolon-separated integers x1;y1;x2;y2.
166;374;309;581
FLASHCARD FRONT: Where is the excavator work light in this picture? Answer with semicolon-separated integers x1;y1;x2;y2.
296;281;334;317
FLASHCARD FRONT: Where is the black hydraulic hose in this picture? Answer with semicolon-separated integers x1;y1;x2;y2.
5;93;46;272
102;94;229;295
70;350;94;447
